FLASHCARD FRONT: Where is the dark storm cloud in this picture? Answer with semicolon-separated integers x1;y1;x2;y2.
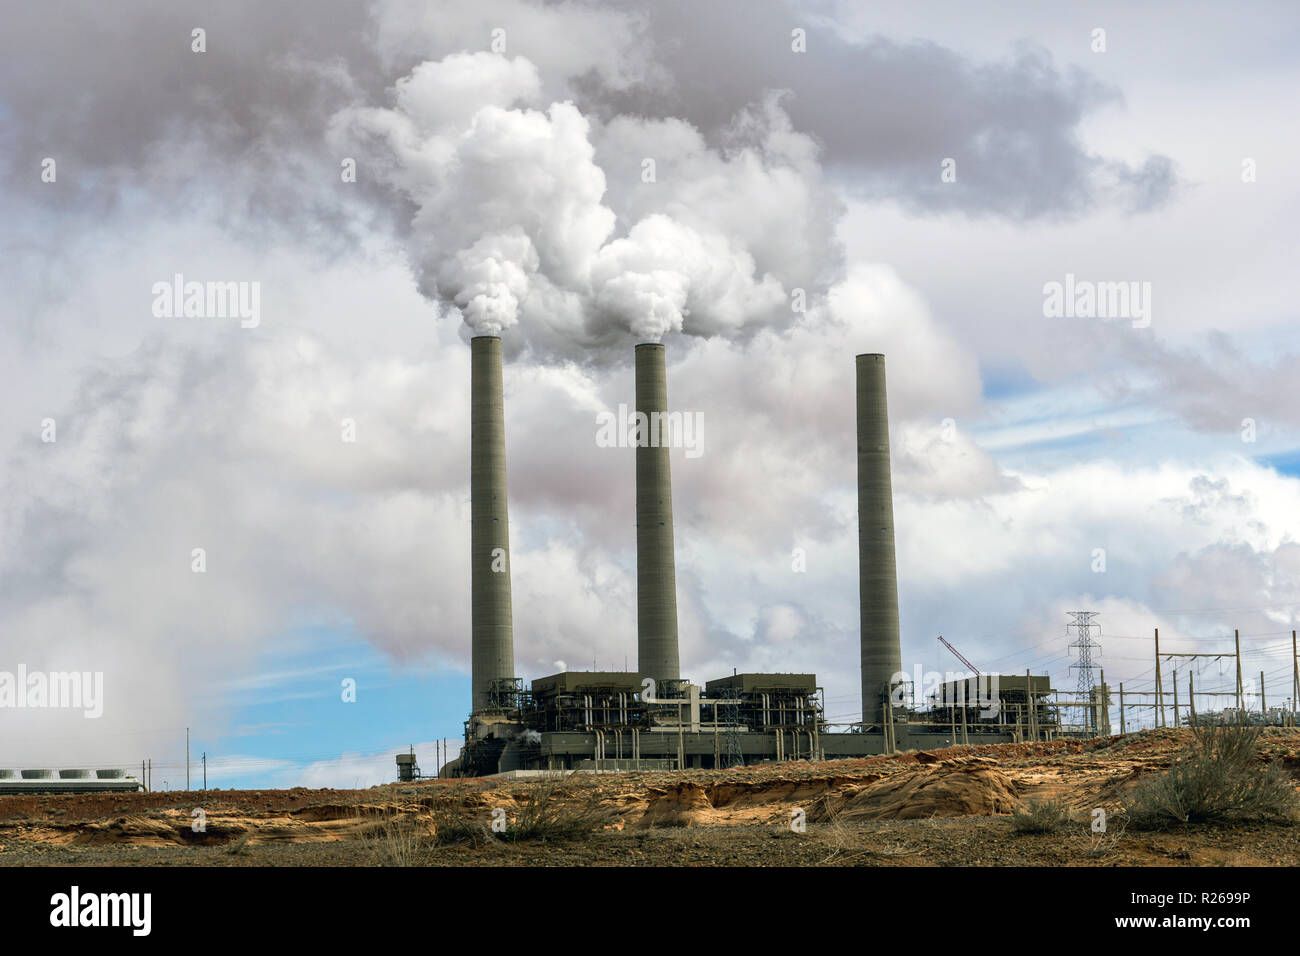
2;0;1175;225
581;0;1178;218
0;0;375;173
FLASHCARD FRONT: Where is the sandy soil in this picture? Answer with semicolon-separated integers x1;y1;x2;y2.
2;728;1297;866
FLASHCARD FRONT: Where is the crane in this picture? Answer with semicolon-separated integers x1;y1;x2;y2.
938;634;981;677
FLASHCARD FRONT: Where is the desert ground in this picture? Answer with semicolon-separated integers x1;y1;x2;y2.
3;728;1298;866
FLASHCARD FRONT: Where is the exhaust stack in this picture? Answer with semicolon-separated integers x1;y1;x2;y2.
470;335;515;712
635;343;681;685
856;353;903;719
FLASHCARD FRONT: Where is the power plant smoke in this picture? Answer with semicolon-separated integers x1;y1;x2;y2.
330;53;842;358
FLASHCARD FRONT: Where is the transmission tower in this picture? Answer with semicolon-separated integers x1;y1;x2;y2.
1067;611;1102;733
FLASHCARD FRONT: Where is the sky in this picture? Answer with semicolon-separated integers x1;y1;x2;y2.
1;0;1298;788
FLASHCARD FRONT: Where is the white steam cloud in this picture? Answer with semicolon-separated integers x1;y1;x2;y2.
331;52;839;352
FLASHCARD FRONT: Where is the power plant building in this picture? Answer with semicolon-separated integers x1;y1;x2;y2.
450;344;1064;777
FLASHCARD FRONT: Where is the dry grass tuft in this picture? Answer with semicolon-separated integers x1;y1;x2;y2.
361;813;437;866
1011;797;1071;834
495;778;612;843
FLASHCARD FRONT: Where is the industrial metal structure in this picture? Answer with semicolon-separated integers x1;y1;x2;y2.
442;344;1083;778
1067;611;1102;733
395;749;422;782
0;769;143;794
457;671;829;776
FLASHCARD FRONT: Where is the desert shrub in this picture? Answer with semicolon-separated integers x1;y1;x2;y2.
223;833;252;857
1126;722;1299;829
1011;797;1072;834
496;778;611;843
427;799;491;846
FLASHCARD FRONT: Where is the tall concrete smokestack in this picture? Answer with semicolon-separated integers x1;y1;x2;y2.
856;353;903;720
470;335;515;712
635;343;681;686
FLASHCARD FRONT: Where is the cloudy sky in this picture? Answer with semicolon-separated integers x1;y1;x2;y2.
2;0;1298;788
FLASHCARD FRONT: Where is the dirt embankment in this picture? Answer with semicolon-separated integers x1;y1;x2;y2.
2;729;1298;866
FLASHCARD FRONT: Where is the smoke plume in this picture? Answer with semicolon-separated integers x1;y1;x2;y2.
330;51;841;355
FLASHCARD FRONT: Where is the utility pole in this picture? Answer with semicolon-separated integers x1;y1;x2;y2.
1099;668;1110;735
1235;629;1243;712
1189;671;1196;726
1119;683;1126;734
1026;668;1037;741
1260;671;1266;717
186;727;190;791
1172;668;1179;727
1154;627;1163;728
1293;630;1299;726
202;752;207;791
